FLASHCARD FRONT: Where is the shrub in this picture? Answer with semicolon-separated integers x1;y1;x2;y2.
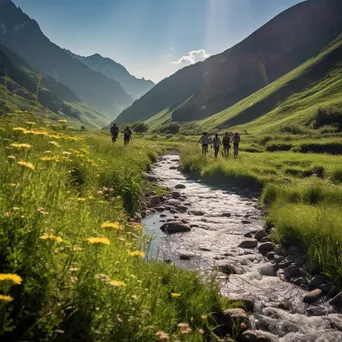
331;167;342;183
159;123;180;134
314;107;342;131
131;121;149;133
265;143;293;152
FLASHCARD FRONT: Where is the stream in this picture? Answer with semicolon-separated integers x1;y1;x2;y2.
142;154;342;342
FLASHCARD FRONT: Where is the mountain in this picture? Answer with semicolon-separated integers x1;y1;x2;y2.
196;33;342;134
116;0;342;125
66;51;155;100
0;44;110;128
0;0;133;119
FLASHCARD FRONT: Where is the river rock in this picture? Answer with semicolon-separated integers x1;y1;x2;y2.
175;184;186;189
254;230;267;241
215;261;239;275
329;291;342;308
150;195;161;206
179;254;191;260
240;330;257;341
176;205;188;212
292;277;308;286
222;212;232;217
221;308;250;331
169;166;178;170
142;172;157;182
171;191;181;198
288;246;301;255
266;252;275;260
258;263;276;277
274;255;285;264
244;232;253;238
309;274;326;288
259;237;271;243
278;260;293;269
284;265;305;280
239;239;258;249
258;242;274;253
169;209;176;214
327;286;340;299
317;282;334;294
295;255;307;267
190;210;205;216
160;222;191;234
155;207;165;212
241;220;251;224
304;289;323;304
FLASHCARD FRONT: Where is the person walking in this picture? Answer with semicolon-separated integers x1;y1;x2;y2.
197;132;212;157
124;126;132;145
222;132;231;157
110;123;119;142
212;133;221;159
233;132;240;158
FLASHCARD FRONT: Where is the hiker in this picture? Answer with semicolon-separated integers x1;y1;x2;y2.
110;123;119;142
222;132;231;157
197;132;212;157
212;133;221;159
124;126;132;145
233;132;240;158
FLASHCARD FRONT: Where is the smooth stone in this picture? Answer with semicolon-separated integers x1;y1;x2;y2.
215;261;239;275
190;210;205;216
284;265;306;280
155;207;165;212
317;282;334;294
329;291;342;308
258;263;277;277
244;232;253;238
309;274;326;288
199;247;211;251
239;239;258;249
169;209;176;214
274;255;285;264
160;222;191;234
160;214;166;218
240;330;257;341
171;191;181;198
288;246;301;255
176;205;188;212
254;230;267;241
295;255;307;267
190;224;199;228
304;289;323;304
241;220;251;224
327;286;340;299
222;212;232;217
278;260;293;269
266;252;275;260
169;166;178;170
175;184;186;189
142;172;157;182
259;237;271;243
258;242;274;253
292;277;307;286
220;308;250;331
179;254;191;260
149;195;161;206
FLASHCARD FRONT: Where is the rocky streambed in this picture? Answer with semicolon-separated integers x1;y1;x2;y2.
141;154;342;342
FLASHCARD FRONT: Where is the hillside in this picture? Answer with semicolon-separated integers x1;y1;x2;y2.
198;34;342;134
66;51;155;100
0;45;110;128
0;0;133;119
116;0;342;125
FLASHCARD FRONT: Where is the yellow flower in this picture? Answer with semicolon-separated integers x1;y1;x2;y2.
40;235;63;243
109;280;126;287
10;143;31;149
72;246;83;251
7;155;16;160
0;273;23;285
101;221;122;230
16;161;35;171
48;141;61;147
40;156;59;162
88;195;94;200
77;198;86;201
201;314;208;320
58;119;67;124
0;294;14;303
26;121;36;125
171;293;181;297
128;251;145;257
12;127;26;132
87;237;110;245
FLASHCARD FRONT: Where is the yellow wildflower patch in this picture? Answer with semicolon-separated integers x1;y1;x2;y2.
87;237;110;245
171;293;181;297
77;198;86;201
109;280;126;287
12;127;26;132
0;273;23;285
101;221;122;230
128;250;145;257
16;161;35;171
10;143;31;149
0;294;14;303
40;156;60;162
40;235;63;243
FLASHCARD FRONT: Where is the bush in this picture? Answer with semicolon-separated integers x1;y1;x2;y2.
331;167;342;183
265;143;293;152
131;121;149;133
314;107;342;131
159;123;180;134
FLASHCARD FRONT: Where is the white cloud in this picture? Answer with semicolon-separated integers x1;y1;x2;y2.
171;49;211;65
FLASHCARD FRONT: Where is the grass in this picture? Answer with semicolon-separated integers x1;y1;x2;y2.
0;113;229;341
180;144;342;288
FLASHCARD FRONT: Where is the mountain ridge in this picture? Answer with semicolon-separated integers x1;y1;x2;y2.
116;0;342;125
0;0;133;119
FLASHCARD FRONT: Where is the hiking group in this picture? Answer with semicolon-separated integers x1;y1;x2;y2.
110;123;132;145
197;132;240;159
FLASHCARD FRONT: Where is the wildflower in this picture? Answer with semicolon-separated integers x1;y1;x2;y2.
77;198;86;201
40;235;63;243
155;331;169;341
109;280;126;287
26;121;36;125
48;141;61;147
178;323;192;335
87;237;110;245
201;314;208;320
88;195;94;200
16;161;35;171
72;246;83;251
58;119;67;124
101;221;122;230
95;274;110;282
12;127;26;132
198;329;205;335
171;293;181;297
40;156;59;162
116;314;123;323
69;268;79;272
10;143;31;149
7;155;16;160
62;151;71;155
128;250;145;257
0;294;14;303
0;273;23;285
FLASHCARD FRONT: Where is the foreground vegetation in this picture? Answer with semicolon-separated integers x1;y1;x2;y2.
0;113;228;341
180;145;342;288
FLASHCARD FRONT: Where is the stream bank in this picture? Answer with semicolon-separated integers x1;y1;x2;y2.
141;154;342;342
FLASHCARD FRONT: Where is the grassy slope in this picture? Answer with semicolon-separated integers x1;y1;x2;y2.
0;113;231;341
180;144;342;287
191;34;342;134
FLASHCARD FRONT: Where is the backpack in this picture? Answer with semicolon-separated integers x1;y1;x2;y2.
233;135;240;144
223;136;230;145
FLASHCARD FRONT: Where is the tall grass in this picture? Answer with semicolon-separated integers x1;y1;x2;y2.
0;115;226;341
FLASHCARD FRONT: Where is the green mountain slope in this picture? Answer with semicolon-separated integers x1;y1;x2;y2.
116;0;342;125
0;45;109;128
197;34;342;134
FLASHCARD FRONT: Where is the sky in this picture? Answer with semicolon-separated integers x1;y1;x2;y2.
13;0;303;83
